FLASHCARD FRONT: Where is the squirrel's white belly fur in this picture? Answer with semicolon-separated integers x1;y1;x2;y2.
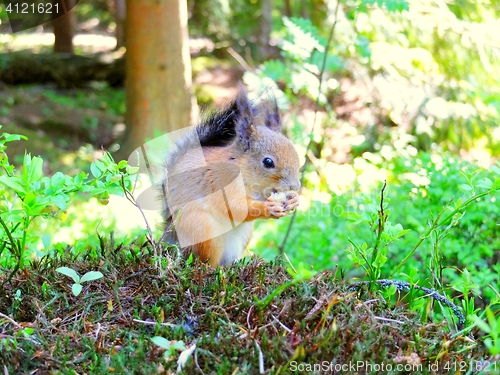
218;221;254;265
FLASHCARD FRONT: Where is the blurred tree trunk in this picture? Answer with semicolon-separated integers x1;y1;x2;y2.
258;0;273;60
53;0;76;54
114;0;126;48
120;0;196;157
283;0;292;17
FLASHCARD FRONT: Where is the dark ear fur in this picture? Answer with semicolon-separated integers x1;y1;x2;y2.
197;87;254;148
233;88;255;152
262;97;281;132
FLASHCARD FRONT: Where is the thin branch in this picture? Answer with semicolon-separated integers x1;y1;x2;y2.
227;47;254;72
279;0;342;253
0;312;22;328
0;215;21;287
255;340;265;374
350;279;466;329
371;181;387;264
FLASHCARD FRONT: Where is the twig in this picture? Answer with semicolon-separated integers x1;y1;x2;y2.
227;47;254;72
271;314;292;333
120;174;161;266
374;316;405;324
0;215;21;287
350;279;466;329
132;318;180;328
280;0;342;253
255;340;265;374
246;304;254;329
0;312;21;329
371;181;387;265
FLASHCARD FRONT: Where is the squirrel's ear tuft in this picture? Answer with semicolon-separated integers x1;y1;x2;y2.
263;97;281;132
233;87;256;151
197;87;254;148
233;87;254;127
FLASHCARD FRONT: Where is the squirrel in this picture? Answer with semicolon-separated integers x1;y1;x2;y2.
160;88;300;266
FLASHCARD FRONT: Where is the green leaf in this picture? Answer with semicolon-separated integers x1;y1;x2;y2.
109;174;122;183
23;192;37;207
126;166;139;175
310;53;344;73
459;184;472;191
50;195;67;210
23;155;43;186
476;178;493;190
5;211;23;222
106;162;119;173
171;340;187;351
90;161;104;178
472;315;491;333
56;267;80;283
399;229;411;238
2;132;27;143
74;172;87;187
117;160;128;169
374;252;388;268
80;271;104;283
0;175;27;194
50;172;65;189
72;283;83;296
287;262;317;281
151;337;173;349
20;327;34;337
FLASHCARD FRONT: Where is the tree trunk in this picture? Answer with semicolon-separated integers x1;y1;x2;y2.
53;0;76;54
114;0;126;48
258;0;273;60
284;0;292;17
121;0;196;157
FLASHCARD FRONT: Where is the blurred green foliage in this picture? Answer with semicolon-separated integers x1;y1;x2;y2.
0;0;499;341
0;128;140;274
42;85;126;116
240;0;500;154
239;0;500;329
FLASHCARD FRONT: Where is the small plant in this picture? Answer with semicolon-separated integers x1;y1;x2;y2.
0;126;138;284
472;307;500;356
151;336;187;356
452;269;481;325
151;336;196;372
55;266;103;296
346;182;409;284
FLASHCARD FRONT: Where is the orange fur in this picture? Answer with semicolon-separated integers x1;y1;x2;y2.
162;89;300;266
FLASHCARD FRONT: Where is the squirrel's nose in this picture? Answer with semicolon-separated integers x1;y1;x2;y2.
289;179;301;192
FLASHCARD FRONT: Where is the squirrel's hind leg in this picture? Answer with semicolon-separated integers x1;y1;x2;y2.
190;238;225;266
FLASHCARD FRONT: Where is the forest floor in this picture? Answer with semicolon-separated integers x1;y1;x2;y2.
0;243;489;374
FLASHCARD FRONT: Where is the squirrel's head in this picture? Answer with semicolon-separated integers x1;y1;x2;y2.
231;90;301;200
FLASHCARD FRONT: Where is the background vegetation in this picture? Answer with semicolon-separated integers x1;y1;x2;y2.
1;0;500;373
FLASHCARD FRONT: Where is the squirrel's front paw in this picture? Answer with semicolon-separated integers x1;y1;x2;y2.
265;199;289;218
283;191;299;211
267;191;299;218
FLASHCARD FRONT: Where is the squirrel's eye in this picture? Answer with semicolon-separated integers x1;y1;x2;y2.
262;157;275;169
